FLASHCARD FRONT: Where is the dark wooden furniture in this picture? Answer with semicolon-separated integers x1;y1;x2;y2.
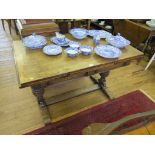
13;34;143;124
72;19;91;29
16;19;60;38
113;19;155;55
91;20;114;33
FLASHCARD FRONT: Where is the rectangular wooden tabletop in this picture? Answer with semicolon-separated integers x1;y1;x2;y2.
13;34;143;88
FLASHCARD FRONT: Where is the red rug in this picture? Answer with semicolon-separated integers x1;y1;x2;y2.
27;90;155;135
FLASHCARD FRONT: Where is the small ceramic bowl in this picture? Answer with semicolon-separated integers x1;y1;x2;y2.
80;45;93;55
65;47;79;57
69;41;81;48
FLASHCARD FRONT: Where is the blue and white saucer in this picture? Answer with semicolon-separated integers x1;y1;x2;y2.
43;44;62;55
95;45;122;58
51;37;70;46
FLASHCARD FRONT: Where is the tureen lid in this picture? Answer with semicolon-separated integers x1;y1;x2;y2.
23;33;47;48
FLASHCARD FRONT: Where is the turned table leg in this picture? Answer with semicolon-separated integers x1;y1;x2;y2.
90;71;114;100
99;71;114;99
31;85;47;107
31;85;51;124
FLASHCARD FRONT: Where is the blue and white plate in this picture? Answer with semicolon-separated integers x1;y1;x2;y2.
106;34;130;48
65;47;79;57
80;45;93;55
69;41;81;48
70;28;87;39
95;45;122;58
88;30;112;39
23;33;47;49
43;45;62;55
51;37;70;46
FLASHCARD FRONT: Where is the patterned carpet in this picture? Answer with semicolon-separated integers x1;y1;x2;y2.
27;90;155;135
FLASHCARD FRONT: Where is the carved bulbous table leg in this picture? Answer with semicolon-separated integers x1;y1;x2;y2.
90;71;114;100
31;85;47;107
98;71;114;99
31;85;52;124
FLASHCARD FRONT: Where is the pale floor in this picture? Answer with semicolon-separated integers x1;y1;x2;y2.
0;20;155;134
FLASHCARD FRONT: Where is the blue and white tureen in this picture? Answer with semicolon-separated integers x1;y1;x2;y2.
106;33;130;48
23;33;47;49
43;45;62;55
70;28;87;39
95;45;122;58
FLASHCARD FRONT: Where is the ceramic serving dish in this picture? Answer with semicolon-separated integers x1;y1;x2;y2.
88;30;112;39
65;47;79;57
80;45;93;55
106;34;130;48
23;33;47;49
51;37;70;46
70;28;87;39
43;45;62;55
68;41;81;48
95;45;122;58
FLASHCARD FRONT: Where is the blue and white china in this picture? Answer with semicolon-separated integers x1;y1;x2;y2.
106;34;130;48
23;33;47;49
146;20;155;28
98;30;112;39
51;37;70;46
95;45;122;58
70;28;87;39
88;30;99;37
43;45;62;56
93;35;100;45
55;32;66;42
65;47;79;57
68;41;81;48
80;45;93;55
88;30;112;39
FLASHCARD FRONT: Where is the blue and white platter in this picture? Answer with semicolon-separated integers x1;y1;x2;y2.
23;33;47;49
70;28;88;39
106;34;130;48
43;45;62;55
65;47;79;57
80;45;93;55
95;45;122;58
69;41;81;48
51;37;70;46
88;30;112;39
